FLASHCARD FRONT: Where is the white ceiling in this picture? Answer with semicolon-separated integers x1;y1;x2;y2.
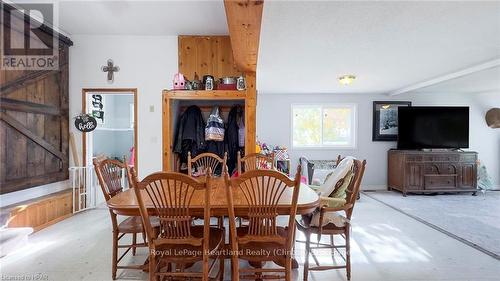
258;1;500;94
58;0;228;36
33;0;500;95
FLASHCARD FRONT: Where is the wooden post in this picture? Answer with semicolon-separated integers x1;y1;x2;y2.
245;72;257;155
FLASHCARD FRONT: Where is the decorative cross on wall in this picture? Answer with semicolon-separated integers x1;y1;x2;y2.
101;59;119;83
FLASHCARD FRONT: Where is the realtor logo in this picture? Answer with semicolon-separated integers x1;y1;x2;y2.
1;3;58;70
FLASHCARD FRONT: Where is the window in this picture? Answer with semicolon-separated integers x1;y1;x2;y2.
292;104;357;148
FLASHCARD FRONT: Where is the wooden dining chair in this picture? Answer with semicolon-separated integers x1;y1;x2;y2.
237;152;275;174
133;170;225;281
224;166;302;281
93;157;159;280
188;152;227;177
296;159;366;281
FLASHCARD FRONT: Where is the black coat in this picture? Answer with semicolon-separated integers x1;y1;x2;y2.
225;105;244;174
173;105;206;163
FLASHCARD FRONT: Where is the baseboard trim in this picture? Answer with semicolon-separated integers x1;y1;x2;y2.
362;191;500;261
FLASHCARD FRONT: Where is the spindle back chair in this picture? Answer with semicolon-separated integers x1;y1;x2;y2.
93;156;149;280
237;152;275;174
225;166;302;281
298;158;366;281
188;152;227;177
94;157;130;201
134;170;224;281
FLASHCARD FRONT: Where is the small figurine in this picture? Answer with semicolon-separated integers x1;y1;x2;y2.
173;73;186;90
205;76;214;90
237;75;246;91
192;72;202;90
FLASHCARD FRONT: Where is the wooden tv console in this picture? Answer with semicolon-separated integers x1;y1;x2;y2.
388;150;478;196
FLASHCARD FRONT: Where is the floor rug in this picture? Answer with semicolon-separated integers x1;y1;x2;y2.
363;190;500;260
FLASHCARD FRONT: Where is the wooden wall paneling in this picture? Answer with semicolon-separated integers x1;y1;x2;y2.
216;36;240;77
178;36;240;80
43;74;61;174
5;85;28;182
26;82;44;178
196;36;213;78
178;36;198;80
60;47;70;178
4;189;73;232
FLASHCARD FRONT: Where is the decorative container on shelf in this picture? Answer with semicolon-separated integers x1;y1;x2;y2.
173;73;186;90
237;75;246;91
217;83;237;90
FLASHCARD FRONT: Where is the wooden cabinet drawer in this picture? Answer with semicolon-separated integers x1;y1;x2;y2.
424;164;457;174
424;175;457;189
406;155;423;162
422;155;459;162
460;154;477;162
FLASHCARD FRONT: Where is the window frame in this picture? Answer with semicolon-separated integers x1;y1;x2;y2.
290;103;357;149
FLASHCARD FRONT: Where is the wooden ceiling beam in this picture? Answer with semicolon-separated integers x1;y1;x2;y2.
224;0;264;72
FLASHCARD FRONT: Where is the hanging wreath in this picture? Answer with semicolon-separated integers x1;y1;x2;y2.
74;113;97;132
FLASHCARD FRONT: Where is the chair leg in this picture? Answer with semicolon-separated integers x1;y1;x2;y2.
230;255;239;281
346;228;351;281
149;255;156;281
285;256;291;281
112;231;118;280
330;234;335;261
132;233;137;256
303;231;311;281
219;256;225;281
203;255;209;281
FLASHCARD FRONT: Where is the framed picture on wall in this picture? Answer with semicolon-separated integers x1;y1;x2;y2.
372;101;412;141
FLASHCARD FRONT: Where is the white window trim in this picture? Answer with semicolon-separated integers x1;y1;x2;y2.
291;103;358;150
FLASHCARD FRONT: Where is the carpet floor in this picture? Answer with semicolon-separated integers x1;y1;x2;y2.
363;190;500;260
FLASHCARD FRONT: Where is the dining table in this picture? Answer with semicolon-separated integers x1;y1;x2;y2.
107;176;319;217
106;176;320;269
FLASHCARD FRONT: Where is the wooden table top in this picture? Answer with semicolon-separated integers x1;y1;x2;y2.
107;177;320;217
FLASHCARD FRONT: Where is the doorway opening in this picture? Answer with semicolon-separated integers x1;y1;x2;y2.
82;88;138;172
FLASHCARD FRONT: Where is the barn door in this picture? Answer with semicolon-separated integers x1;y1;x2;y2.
0;47;70;194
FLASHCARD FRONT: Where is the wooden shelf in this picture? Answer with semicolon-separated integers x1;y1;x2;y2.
162;90;246;100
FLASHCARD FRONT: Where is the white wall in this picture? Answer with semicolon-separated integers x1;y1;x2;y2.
257;91;500;189
69;35;178;178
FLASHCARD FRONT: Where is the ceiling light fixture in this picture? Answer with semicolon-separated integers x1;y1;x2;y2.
338;75;356;85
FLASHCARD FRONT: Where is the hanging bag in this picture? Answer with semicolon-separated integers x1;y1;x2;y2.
205;106;225;141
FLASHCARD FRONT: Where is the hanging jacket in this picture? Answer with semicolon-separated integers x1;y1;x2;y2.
173;105;206;163
225;105;244;174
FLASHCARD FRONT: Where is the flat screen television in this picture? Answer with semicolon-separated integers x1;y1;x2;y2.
397;106;469;149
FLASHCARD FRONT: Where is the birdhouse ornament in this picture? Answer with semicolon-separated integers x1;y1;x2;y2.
173;73;186;90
